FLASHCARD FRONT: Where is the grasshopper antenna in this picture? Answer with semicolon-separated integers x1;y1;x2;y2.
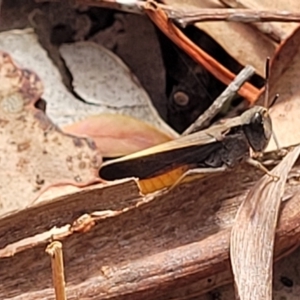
264;58;281;150
269;93;279;109
264;58;280;109
264;57;270;108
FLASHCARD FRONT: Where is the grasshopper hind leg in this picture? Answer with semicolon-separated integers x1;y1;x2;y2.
168;166;227;192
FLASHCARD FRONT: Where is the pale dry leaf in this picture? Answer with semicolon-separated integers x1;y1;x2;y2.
165;0;276;76
60;42;146;108
0;28;177;140
63;114;173;157
262;26;300;152
0;51;102;215
59;41;178;137
230;146;300;300
91;13;168;119
0;28;108;126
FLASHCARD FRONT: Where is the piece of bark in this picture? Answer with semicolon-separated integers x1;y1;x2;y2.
1;158;300;299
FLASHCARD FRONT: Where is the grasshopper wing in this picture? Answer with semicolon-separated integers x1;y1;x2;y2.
99;127;225;180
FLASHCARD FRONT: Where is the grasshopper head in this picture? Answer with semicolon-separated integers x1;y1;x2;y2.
241;106;272;153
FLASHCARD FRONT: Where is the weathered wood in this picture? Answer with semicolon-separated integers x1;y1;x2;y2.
0;159;300;299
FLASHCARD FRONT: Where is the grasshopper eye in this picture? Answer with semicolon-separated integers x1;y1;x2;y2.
252;112;263;126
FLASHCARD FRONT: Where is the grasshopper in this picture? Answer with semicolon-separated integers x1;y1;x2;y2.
99;60;278;193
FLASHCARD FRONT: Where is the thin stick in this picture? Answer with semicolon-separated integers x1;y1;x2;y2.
182;65;255;135
75;0;300;43
164;7;300;27
46;241;67;300
76;0;300;27
218;0;285;43
264;57;270;108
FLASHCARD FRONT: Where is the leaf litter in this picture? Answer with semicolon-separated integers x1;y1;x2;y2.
0;29;177;138
1;1;300;300
63;114;173;157
165;0;275;77
59;41;177;137
0;29;100;127
90;13;168;120
165;0;300;76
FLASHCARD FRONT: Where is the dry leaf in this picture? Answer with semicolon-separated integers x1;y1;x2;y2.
63;114;173;157
196;21;275;77
91;13;168;119
262;26;300;152
230;146;300;300
0;28;178;140
144;3;259;103
0;28;103;126
59;41;178;137
0;51;102;215
163;0;300;77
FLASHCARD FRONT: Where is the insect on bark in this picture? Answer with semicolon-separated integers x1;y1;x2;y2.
99;59;279;194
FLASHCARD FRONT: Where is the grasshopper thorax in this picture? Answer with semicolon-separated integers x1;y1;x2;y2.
240;106;272;153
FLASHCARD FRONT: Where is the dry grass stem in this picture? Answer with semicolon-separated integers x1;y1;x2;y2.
46;241;66;300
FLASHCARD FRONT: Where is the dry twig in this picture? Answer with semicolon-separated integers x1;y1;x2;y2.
218;0;286;42
165;8;300;28
183;65;255;135
46;242;66;300
75;0;299;42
